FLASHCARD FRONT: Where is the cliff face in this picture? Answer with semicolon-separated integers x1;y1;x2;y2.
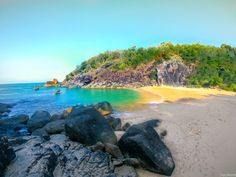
63;59;191;88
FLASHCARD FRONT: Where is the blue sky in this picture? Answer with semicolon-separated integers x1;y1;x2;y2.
0;0;236;83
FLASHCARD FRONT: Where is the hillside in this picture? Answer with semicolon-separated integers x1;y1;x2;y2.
63;43;236;91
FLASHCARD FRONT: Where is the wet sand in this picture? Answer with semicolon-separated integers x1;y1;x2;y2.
116;91;236;177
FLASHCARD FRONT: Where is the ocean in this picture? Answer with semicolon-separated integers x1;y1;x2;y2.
0;83;140;116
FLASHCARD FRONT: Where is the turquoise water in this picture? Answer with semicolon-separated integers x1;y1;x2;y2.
0;83;140;116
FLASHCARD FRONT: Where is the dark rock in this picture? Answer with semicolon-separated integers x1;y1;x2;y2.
51;114;64;121
140;119;161;128
0;137;16;175
43;119;66;134
31;128;49;140
106;116;122;131
0;114;29;125
104;143;123;159
0;103;14;115
118;122;175;176
27;111;51;132
0;124;29;137
90;141;105;152
123;158;140;167
160;129;168;138
4;136;57;177
94;101;113;116
65;107;117;146
122;122;131;131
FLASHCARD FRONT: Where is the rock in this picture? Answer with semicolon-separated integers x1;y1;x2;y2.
43;119;66;134
0;103;14;116
106;116;122;131
114;165;138;177
140;119;161;128
160;129;168;139
31;128;49;140
45;78;60;87
118;122;175;176
51;114;64;121
65;107;117;146
122;122;131;131
156;58;190;86
123;158;140;167
104;143;123;159
27;110;51;132
90;141;105;152
0;114;29;125
0;137;16;175
94;101;113;116
5;136;114;177
4;136;57;177
0;124;29;137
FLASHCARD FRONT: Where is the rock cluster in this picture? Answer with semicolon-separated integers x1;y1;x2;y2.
0;101;175;177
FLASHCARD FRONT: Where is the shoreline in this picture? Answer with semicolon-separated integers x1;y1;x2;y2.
117;94;236;177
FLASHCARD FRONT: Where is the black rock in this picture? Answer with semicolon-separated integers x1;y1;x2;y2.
118;122;175;176
43;119;66;134
0;114;29;125
65;107;117;146
0;137;16;175
122;122;131;131
27;110;51;132
106;116;122;131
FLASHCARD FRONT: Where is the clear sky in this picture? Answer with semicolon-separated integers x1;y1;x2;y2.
0;0;236;83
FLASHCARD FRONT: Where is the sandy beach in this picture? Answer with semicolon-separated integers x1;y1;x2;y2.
117;87;236;177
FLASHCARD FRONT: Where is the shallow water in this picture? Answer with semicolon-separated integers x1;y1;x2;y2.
0;83;140;116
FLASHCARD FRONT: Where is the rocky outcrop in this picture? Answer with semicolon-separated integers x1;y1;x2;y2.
64;74;92;88
156;59;190;86
27;111;51;132
0;137;16;175
118;121;175;176
45;79;60;87
4;135;137;177
65;107;117;145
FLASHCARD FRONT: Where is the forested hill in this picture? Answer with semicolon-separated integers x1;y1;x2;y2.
64;43;236;91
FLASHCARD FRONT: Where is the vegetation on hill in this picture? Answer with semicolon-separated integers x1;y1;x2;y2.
65;43;236;91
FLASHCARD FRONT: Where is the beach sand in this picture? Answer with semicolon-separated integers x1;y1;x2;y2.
116;87;236;177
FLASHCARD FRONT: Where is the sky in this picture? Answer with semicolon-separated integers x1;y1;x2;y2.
0;0;236;84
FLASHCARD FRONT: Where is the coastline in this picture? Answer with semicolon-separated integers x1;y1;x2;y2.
117;94;236;177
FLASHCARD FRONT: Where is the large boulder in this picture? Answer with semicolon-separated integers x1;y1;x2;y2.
118;122;175;176
27;111;51;132
0;114;29;125
0;137;16;175
94;101;113;116
65;107;117;146
43;119;66;134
